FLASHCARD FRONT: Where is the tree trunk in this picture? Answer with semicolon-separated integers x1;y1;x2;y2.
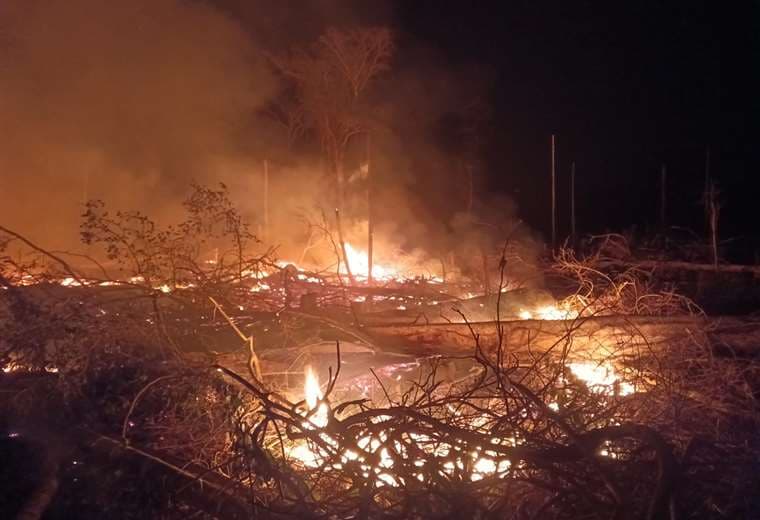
367;132;374;290
335;208;355;285
363;315;760;358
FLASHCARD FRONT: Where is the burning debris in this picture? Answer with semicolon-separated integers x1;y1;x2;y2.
2;188;759;519
0;0;757;516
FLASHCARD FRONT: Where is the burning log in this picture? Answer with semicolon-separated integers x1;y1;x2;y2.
3;195;759;518
363;314;760;358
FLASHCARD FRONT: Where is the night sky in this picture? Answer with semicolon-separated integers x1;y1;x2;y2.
398;1;758;247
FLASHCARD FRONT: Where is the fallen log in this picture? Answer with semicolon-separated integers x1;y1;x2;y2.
362;315;760;359
603;259;760;276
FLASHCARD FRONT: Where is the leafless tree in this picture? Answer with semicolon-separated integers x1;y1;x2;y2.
272;27;394;215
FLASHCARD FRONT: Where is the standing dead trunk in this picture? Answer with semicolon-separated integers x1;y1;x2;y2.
336;158;346;217
330;142;355;284
709;184;719;270
263;159;269;243
481;246;491;296
551;134;557;251
335;208;355;285
466;162;474;216
366;131;374;289
660;164;667;230
570;161;576;243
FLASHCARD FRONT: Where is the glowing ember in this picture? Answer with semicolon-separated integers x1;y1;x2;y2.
2;362;22;373
286;370;514;484
2;362;59;374
568;361;635;396
249;282;271;293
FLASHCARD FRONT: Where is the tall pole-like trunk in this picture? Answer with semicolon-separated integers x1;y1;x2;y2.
466;162;474;217
263;159;269;243
335;149;346;217
366;131;374;288
328;134;354;285
335;151;354;285
704;147;711;233
335;207;355;286
660;164;667;230
570;161;576;243
481;245;490;297
708;183;719;270
551;134;556;251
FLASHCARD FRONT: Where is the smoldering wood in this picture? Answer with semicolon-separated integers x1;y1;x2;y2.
203;311;760;385
362;315;760;358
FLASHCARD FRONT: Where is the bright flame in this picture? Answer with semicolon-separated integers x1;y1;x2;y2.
518;304;579;321
2;362;59;374
303;366;329;429
342;243;400;281
60;277;82;287
304;366;322;409
568;361;635;396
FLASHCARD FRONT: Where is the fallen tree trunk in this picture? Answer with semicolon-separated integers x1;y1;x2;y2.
362;315;760;359
603;259;760;275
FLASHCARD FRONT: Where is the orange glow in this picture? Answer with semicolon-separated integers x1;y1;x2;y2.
568;361;634;396
342;242;400;281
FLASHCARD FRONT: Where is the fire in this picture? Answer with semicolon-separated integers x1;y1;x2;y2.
303;366;329;428
2;362;59;374
518;304;579;321
568;361;635;396
286;368;514;484
60;277;82;287
304;366;321;408
342;242;400;281
286;357;638;477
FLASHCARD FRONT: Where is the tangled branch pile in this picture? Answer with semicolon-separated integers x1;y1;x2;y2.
553;236;704;317
2;200;759;519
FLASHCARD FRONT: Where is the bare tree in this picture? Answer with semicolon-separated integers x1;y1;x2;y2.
272;27;394;214
271;28;393;283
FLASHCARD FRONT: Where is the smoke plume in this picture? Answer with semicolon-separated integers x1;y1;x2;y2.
0;0;535;284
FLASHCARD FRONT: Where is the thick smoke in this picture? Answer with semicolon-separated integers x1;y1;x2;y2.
0;0;536;283
0;0;276;247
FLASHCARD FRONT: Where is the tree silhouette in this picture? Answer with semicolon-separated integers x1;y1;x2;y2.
272;28;393;213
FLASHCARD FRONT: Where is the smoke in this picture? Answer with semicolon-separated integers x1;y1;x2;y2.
0;0;276;247
0;0;539;285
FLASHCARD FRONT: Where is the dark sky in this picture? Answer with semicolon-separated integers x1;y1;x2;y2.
397;1;759;246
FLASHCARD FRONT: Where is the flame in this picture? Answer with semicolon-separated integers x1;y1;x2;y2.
518;303;579;321
303;366;329;429
342;243;400;281
304;366;322;410
2;362;59;374
287;377;515;484
568;361;635;396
